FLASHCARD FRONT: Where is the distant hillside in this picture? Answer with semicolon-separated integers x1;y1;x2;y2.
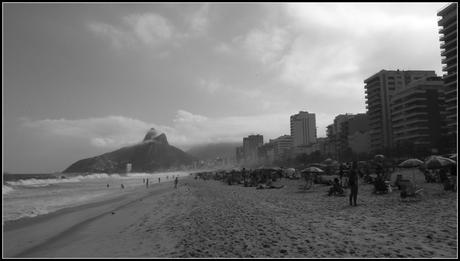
63;128;195;173
186;142;241;161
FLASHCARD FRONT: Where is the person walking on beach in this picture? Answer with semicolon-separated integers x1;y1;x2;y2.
158;177;161;183
174;177;178;189
121;184;125;189
349;161;359;206
146;178;149;188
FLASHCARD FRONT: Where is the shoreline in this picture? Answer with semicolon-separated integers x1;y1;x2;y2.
4;178;184;257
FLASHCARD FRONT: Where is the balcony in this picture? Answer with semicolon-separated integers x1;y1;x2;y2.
439;20;457;34
441;38;457;50
393;126;428;135
445;95;457;104
440;29;457;42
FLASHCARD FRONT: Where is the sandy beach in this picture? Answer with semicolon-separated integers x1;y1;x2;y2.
3;171;457;258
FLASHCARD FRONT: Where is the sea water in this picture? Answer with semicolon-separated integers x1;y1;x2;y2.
3;171;192;222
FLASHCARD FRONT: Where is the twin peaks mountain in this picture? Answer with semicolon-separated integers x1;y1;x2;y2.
63;128;195;173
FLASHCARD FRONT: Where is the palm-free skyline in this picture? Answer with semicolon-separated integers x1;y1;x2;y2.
4;3;447;173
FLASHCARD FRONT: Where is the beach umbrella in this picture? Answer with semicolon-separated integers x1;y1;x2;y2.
398;158;424;184
322;158;334;165
301;167;324;173
374;154;385;161
398;159;424;168
309;163;326;168
424;156;456;169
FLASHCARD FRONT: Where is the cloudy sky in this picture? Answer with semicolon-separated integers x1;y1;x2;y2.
4;3;447;173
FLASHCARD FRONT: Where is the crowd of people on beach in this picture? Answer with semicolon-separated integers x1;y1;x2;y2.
193;154;457;206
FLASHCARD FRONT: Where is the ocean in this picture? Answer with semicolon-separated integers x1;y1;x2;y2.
3;171;192;222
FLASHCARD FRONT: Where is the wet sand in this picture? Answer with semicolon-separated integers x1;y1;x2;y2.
3;171;457;258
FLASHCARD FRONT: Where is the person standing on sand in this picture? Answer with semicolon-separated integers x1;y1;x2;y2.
174;177;178;189
158;177;161;183
349;161;359;206
146;179;149;188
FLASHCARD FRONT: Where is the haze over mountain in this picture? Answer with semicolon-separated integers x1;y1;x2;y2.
186;142;241;161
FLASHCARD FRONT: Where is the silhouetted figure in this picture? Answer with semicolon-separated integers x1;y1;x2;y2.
242;168;248;187
349;161;358;206
107;184;109;188
339;164;345;186
121;184;125;189
174;177;178;189
328;178;344;196
158;177;161;183
146;179;149;188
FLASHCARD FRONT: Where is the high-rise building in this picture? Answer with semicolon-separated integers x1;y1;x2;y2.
438;3;457;135
391;76;446;152
364;70;437;152
290;111;317;148
243;134;263;163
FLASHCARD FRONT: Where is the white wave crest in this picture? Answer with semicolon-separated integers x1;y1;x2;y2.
3;185;14;195
6;173;121;187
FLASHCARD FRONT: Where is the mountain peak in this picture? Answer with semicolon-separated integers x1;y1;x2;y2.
143;128;168;145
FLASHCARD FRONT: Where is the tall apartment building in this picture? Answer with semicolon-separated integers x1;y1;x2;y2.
243;134;263;163
438;3;457;135
364;70;437;152
290;111;317;148
391;76;446;152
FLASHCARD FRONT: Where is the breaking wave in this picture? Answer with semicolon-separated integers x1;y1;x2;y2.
3;185;14;195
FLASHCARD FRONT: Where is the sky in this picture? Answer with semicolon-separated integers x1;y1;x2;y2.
3;2;448;173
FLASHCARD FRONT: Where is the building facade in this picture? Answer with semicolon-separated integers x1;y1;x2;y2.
391;76;446;153
243;134;263;163
364;70;437;152
438;3;457;136
290;111;317;150
269;135;293;161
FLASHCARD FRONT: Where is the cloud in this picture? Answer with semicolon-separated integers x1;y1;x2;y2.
20;110;302;151
187;4;210;34
124;13;173;45
20;116;165;148
234;25;293;67
87;13;175;49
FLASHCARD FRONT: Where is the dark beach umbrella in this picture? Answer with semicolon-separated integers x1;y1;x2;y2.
424;156;456;169
398;159;424;168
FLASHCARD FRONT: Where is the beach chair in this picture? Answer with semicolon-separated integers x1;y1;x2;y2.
399;180;423;202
